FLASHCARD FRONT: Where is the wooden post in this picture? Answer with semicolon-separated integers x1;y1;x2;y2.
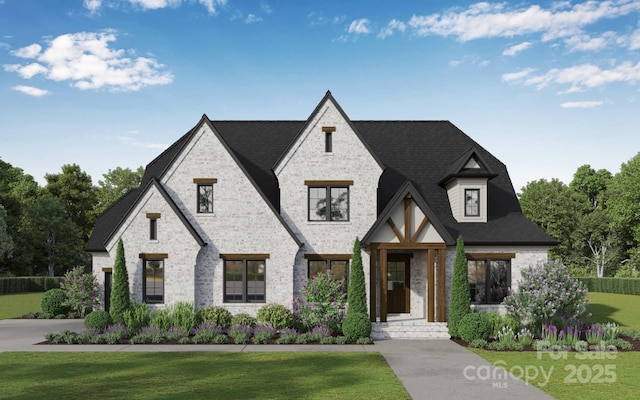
437;247;446;322
428;248;435;322
380;248;388;323
369;247;377;322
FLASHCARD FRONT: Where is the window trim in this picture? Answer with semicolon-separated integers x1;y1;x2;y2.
305;182;352;222
149;218;158;241
467;256;512;305
222;255;268;303
464;188;480;217
142;258;165;304
193;178;217;214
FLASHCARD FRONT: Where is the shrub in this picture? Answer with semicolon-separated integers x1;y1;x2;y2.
448;236;470;338
130;326;163;344
60;266;99;317
104;324;131;344
275;328;298;344
79;328;101;343
123;302;150;334
497;326;516;344
295;333;312;344
577;277;640;295
292;272;347;333
231;313;257;327
458;312;492;343
342;312;372;341
252;325;276;344
192;321;224;343
504;260;589;336
606;338;633;350
110;239;131;324
356;337;373;345
84;310;112;331
574;340;589;352
335;336;348;345
585;325;605;345
602;322;619;341
308;325;332;342
169;302;198;333
620;328;640;340
320;336;335;344
517;328;533;346
149;308;172;332
166;327;189;341
257;303;292;329
487;341;525;351
469;339;488;349
201;306;232;328
41;288;70;316
347;238;367;315
228;324;252;344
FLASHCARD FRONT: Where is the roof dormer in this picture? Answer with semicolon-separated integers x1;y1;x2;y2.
439;147;497;223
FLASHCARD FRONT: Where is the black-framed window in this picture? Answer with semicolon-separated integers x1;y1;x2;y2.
308;259;349;282
143;259;164;304
149;219;158;240
468;259;511;304
224;259;266;303
308;186;349;221
197;184;214;213
325;131;332;152
465;189;480;217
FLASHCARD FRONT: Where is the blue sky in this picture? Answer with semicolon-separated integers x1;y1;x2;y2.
1;0;639;192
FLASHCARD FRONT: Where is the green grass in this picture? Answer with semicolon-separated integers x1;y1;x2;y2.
0;352;409;400
584;292;640;330
0;292;43;320
470;349;640;400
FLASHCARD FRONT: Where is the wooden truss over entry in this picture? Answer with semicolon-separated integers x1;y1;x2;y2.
365;192;449;323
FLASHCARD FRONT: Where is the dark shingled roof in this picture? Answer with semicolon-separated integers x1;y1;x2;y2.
87;108;555;252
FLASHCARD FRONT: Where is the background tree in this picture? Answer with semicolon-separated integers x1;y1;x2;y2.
19;193;85;276
569;165;612;209
94;166;144;216
0;204;14;261
110;238;131;324
45;164;97;241
448;236;470;338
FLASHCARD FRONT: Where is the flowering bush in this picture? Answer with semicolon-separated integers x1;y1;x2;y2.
60;266;99;317
585;325;605;344
292;272;347;333
192;321;224;343
228;324;252;344
252;325;276;344
504;260;589;336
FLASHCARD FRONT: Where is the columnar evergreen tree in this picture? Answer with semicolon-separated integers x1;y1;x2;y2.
342;237;371;340
448;236;470;338
110;238;131;324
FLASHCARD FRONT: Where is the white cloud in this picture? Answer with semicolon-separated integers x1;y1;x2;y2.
560;100;604;108
308;12;345;27
347;19;371;35
198;0;226;15
11;43;42;58
505;62;640;91
502;67;537;82
83;0;102;14
406;1;640;43
564;31;617;51
378;19;406;39
4;31;173;92
261;3;272;15
628;26;640;50
12;85;50;97
245;13;262;23
503;41;532;56
130;0;180;10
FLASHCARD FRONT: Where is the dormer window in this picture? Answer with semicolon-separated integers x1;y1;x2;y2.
465;189;480;217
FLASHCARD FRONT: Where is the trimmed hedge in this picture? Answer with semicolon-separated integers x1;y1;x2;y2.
0;277;61;294
578;277;640;296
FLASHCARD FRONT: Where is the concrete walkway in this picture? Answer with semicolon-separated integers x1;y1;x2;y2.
0;319;554;399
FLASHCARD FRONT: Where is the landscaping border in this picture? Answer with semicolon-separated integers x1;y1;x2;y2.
579;277;640;296
0;277;60;294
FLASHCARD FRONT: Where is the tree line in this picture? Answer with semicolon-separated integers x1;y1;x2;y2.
0;159;143;276
519;152;640;278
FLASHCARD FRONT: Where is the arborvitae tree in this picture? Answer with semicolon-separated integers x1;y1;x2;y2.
110;238;131;324
448;236;471;338
342;237;371;340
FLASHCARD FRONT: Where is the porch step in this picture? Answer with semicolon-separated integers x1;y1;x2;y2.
371;320;449;339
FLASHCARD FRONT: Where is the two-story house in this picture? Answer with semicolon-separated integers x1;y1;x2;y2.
87;91;555;336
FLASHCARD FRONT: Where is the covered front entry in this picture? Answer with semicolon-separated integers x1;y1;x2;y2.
362;188;453;323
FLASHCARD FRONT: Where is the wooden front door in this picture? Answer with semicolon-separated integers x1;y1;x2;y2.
386;255;410;313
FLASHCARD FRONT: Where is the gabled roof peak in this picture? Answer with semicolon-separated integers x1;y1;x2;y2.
438;146;498;186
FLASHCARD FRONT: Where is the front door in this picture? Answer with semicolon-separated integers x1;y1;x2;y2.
387;255;410;313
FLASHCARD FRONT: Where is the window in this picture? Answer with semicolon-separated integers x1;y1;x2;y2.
149;218;157;240
223;258;266;303
146;212;160;240
193;178;217;213
465;189;480;217
308;259;349;282
197;184;214;213
143;259;164;304
308;186;349;221
323;126;335;153
468;259;511;304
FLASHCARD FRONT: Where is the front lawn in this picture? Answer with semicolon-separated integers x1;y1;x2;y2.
0;292;43;320
584;292;640;331
0;352;409;400
470;348;640;400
